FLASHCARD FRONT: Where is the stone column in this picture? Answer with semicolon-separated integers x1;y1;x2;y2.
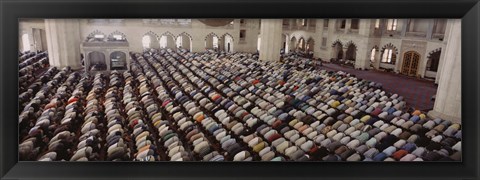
344;19;351;34
426;19;435;40
313;19;324;58
259;19;282;62
374;50;381;69
45;19;82;69
427;19;461;123
401;19;409;37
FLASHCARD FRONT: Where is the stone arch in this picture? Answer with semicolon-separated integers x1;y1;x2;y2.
427;47;442;58
380;43;399;54
205;32;220;40
331;39;343;59
297;37;306;51
177;32;193;51
205;32;220;50
108;30;127;41
142;31;160;49
290;36;297;51
331;39;343;47
220;33;235;52
220;33;234;42
290;35;297;41
344;40;357;50
344;41;357;60
160;31;176;39
380;43;399;64
86;30;106;41
426;48;442;72
159;31;176;49
87;51;107;71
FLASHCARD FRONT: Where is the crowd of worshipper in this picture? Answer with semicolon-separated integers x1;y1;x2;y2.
281;55;320;71
19;51;50;94
18;48;462;161
330;58;355;68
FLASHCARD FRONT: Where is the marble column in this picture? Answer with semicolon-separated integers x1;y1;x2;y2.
259;19;282;62
426;19;435;40
313;19;324;58
401;19;409;37
45;19;82;69
427;19;461;123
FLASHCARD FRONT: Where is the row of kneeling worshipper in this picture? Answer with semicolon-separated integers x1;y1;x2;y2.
19;51;50;105
18;49;461;161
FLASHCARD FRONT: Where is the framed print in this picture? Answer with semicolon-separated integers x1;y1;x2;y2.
1;0;479;179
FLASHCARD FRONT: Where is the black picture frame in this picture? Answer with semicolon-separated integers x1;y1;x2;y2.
1;0;479;179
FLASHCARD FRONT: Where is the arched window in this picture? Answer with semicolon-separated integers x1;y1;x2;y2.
22;33;31;52
142;35;151;49
381;49;396;64
426;49;441;72
381;44;397;64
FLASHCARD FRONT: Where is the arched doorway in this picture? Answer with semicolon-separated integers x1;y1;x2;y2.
332;41;343;60
220;33;234;52
205;33;220;50
426;49;441;72
290;37;297;52
297;38;306;51
142;32;160;50
306;38;315;52
110;51;127;70
345;43;357;61
88;51;106;71
177;32;192;51
160;32;176;50
401;51;421;76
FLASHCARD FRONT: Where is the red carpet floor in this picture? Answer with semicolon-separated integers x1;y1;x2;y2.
319;63;437;111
